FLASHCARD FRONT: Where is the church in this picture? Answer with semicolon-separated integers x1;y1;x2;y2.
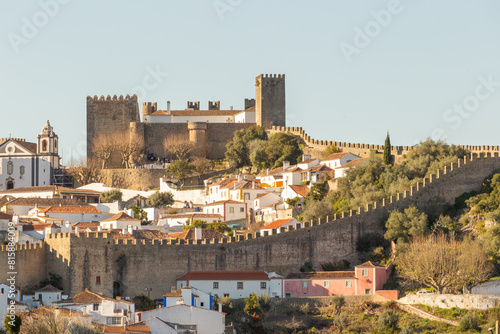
0;121;61;190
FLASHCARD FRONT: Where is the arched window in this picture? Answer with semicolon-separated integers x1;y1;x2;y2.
42;140;48;152
6;181;14;190
20;166;25;175
54;139;58;152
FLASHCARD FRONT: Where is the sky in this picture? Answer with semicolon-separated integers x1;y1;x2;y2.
1;0;499;165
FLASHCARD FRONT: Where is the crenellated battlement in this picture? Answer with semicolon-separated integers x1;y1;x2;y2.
261;74;285;79
0;242;45;251
86;94;138;102
0;137;26;143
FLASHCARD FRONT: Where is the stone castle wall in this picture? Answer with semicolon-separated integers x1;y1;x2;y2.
3;153;500;299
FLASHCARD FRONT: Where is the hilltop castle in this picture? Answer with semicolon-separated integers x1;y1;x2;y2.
87;74;286;165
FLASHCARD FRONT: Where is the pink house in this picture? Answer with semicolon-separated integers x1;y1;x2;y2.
284;261;397;300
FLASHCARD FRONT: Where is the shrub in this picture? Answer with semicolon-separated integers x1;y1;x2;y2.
331;296;345;315
300;302;310;315
400;327;415;334
100;188;122;203
300;261;314;272
459;313;478;331
378;309;399;331
258;293;272;313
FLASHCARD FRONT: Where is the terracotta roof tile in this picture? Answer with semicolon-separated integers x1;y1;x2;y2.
335;158;368;169
0;185;100;195
38;206;100;214
356;261;385;268
205;200;244;206
289;185;310;197
260;218;295;230
305;164;333;173
4;198;84;207
67;289;134;305
101;211;140;222
285;271;355;279
72;222;101;229
36;284;62;292
177;271;270;281
102;325;151;333
322;152;350;161
0;212;12;220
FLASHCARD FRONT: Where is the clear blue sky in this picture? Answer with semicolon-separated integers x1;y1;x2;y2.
1;0;499;165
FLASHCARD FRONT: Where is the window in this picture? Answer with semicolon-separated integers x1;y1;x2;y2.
260;282;266;289
323;281;330;288
38;294;42;300
96;276;101;284
285;293;291;298
93;304;99;311
240;207;244;212
345;281;352;288
229;207;234;214
362;269;368;277
107;317;121;325
201;302;204;307
7;161;13;175
213;282;219;289
223;293;230;298
365;289;371;295
244;193;250;200
302;281;308;289
0;288;3;293
20;166;25;175
42;140;48;152
237;282;243;290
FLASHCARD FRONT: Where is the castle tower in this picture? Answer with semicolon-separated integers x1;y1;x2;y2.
86;95;140;166
255;74;286;129
37;120;59;168
188;122;207;158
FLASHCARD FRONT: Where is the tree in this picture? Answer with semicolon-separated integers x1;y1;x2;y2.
383;132;391;165
132;294;157;311
285;196;300;208
225;126;267;168
307;181;328;202
244;293;263;317
302;198;334;222
384;206;428;244
91;133;116;169
115;133;143;169
163;135;195;160
130;206;148;224
191;157;213;180
265;132;303;168
207;222;231;234
68;159;102;187
333;313;348;333
4;315;21;334
331;296;345;315
100;189;123;203
396;234;493;293
378;309;399;331
183;219;208;231
324;144;340;156
165;160;195;186
146;191;174;208
20;312;104;333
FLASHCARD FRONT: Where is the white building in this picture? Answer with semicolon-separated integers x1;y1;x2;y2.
253;192;282;212
55;289;135;326
99;212;142;230
0;283;20;302
281;184;310;202
334;158;368;178
137;303;225;334
35;206;114;224
159;213;223;228
176;271;284;299
1;198;84;216
163;286;212;310
0;185;101;203
34;284;62;306
203;200;247;222
320;152;361;169
0;121;60;191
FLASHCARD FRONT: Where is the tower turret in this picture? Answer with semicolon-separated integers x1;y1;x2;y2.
255;74;286;129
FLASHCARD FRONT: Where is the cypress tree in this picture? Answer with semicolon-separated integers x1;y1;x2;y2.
383;132;391;165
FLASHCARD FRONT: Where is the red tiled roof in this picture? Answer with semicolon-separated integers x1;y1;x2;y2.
209;178;237;188
306;164;333;173
0;212;12;220
36;284;62;292
254;192;274;200
4;198;84;207
222;180;261;190
67;289;134;305
285;271;355;279
102;325;151;333
101;211;140;222
0;185;100;195
299;158;319;164
162;213;223;220
205;200;244;206
322;152;350;161
177;271;270;281
289;185;310;198
72;222;100;229
260;218;295;230
31;223;59;231
38;206;100;214
335;158;368;170
356;261;385;268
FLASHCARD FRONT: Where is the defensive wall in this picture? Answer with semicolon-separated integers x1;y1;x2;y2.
270;126;500;158
2;153;500;299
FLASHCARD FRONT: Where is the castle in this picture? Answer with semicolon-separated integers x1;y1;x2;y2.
87;74;286;165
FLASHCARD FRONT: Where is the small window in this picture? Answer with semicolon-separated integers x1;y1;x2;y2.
285;293;291;298
323;281;330;288
223;293;229;298
42;140;48;152
107;317;121;325
365;289;371;295
38;294;42;300
260;282;266;289
237;282;243;290
346;281;352;288
240;207;244;212
213;282;219;289
302;281;308;289
20;166;25;175
229;207;234;214
362;269;368;277
7;161;13;175
201;302;204;307
93;304;99;311
96;276;101;284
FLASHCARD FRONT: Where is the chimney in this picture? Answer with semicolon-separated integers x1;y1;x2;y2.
34;204;39;217
237;175;243;182
75;227;79;235
13;215;19;225
127;225;133;236
167;101;171;114
194;227;202;240
266;168;270;176
252;181;255;189
219;303;222;313
302;154;311;162
283;161;290;171
97;226;102;231
121;228;126;235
